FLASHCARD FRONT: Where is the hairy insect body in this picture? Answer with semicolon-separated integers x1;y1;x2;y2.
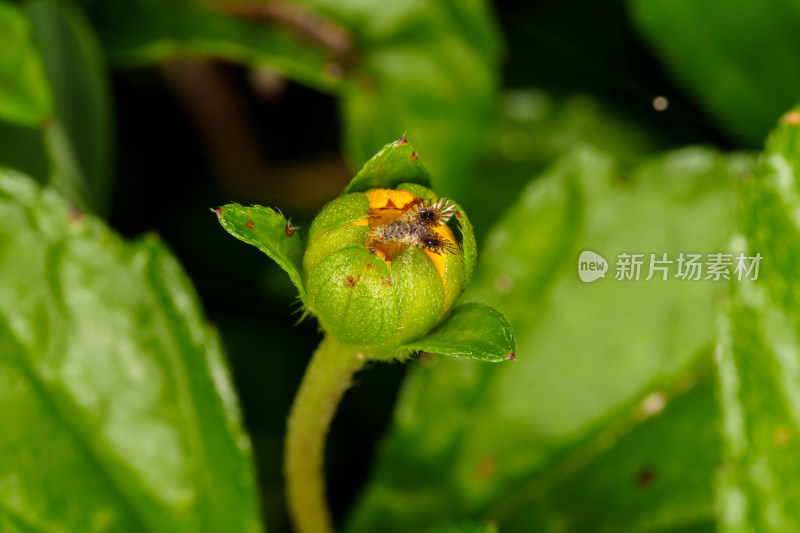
384;220;421;243
366;198;460;255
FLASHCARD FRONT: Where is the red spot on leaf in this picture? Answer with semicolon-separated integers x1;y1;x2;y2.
455;211;462;219
286;224;295;236
366;263;376;269
637;468;655;487
369;248;378;255
346;276;356;287
474;455;496;481
410;151;418;161
506;352;516;360
246;220;255;229
213;208;222;218
397;137;408;144
69;205;85;226
381;277;392;286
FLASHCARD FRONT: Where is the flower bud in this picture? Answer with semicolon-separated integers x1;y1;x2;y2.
303;186;467;352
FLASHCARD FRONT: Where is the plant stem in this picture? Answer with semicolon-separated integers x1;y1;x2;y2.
285;336;366;533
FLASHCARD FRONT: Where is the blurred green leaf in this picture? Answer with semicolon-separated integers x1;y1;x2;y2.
24;0;114;214
400;303;516;362
500;376;718;533
425;524;498;533
0;0;52;188
323;0;502;193
626;0;800;145
78;0;338;92
0;169;262;533
0;120;48;183
344;139;431;194
76;0;500;193
0;0;53;127
43;118;91;212
714;107;800;532
216;202;307;304
346;145;749;532
463;89;655;241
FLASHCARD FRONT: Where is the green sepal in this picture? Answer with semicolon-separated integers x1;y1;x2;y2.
399;181;477;286
440;249;466;313
396;182;434;198
303;224;368;282
398;302;516;361
344;138;432;194
453;200;477;286
307;192;369;240
308;247;398;345
384;246;445;350
215;203;307;303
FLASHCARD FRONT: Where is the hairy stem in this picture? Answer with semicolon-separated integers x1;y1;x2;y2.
285;336;365;533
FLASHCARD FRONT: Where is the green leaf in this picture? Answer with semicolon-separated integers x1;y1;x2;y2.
425;524;498;533
24;0;114;214
76;0;500;194
0;120;48;183
216;202;307;304
626;0;800;145
344;139;432;194
714;106;800;532
0;0;53;126
43;118;90;212
76;2;339;92
0;169;262;532
346;145;748;532
325;0;502;192
464;89;654;242
399;303;515;362
500;375;719;533
715;302;800;533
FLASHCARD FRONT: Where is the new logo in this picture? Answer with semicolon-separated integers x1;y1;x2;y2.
578;250;608;283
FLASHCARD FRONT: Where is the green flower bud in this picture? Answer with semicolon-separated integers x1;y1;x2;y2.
215;138;513;362
303;186;470;353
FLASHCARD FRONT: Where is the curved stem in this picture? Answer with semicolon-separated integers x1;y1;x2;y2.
285;336;366;533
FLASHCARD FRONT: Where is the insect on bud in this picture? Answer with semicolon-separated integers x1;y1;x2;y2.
303;187;469;353
365;198;460;255
215;138;512;362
